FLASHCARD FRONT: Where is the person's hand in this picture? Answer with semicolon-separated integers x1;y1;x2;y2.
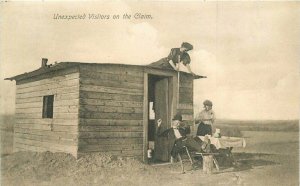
157;119;162;127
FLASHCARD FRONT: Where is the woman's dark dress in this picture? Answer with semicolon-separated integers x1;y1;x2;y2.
149;48;191;70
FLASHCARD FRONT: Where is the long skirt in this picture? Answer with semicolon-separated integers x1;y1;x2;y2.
196;122;212;136
148;58;174;70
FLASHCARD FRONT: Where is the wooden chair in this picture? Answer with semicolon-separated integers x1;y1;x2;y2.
177;146;195;173
177;146;220;174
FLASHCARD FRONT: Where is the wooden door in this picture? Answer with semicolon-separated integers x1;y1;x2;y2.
154;78;170;162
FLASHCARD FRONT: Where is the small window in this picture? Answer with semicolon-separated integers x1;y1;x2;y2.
42;95;54;118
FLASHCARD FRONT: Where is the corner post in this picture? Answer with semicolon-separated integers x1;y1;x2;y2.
143;72;149;163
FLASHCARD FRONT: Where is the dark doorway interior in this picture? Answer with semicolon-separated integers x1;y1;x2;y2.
147;75;172;163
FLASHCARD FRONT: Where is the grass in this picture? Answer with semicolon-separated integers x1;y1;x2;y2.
0;114;15;156
216;119;299;132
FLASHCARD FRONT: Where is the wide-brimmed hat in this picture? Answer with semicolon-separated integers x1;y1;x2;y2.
172;113;183;121
181;42;193;51
203;100;213;106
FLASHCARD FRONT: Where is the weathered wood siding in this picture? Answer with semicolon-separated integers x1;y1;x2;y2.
78;64;144;158
14;67;80;157
11;63;196;160
177;73;195;133
178;73;194;120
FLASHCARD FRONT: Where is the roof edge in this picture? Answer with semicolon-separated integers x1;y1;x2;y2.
5;62;207;81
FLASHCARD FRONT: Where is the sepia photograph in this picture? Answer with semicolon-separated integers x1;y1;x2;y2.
0;1;299;186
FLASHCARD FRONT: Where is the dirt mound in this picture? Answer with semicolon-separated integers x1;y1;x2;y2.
2;140;298;186
1;151;147;184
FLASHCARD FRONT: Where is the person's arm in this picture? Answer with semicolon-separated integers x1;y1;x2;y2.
185;64;196;76
156;119;170;137
166;49;179;71
194;111;203;124
183;125;191;135
179;122;191;135
211;110;216;124
181;53;196;75
211;111;216;133
169;60;178;71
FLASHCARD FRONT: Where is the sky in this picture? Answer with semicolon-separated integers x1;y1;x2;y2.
0;1;299;120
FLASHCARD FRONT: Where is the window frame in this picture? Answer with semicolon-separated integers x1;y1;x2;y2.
42;95;54;118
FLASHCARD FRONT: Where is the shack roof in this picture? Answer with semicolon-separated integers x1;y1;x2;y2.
5;62;206;81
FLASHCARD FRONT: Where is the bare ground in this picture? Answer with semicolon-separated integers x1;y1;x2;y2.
1;131;299;186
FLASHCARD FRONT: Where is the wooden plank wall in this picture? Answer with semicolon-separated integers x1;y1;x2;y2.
14;68;80;157
177;73;195;133
78;64;144;158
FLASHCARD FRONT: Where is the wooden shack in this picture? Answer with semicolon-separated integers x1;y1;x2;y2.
6;59;204;162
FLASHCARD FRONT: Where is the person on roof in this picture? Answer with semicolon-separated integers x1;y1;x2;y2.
149;42;196;75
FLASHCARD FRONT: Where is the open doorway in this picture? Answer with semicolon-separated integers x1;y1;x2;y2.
147;74;173;163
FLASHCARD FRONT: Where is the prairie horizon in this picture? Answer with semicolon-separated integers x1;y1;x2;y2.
1;114;298;129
